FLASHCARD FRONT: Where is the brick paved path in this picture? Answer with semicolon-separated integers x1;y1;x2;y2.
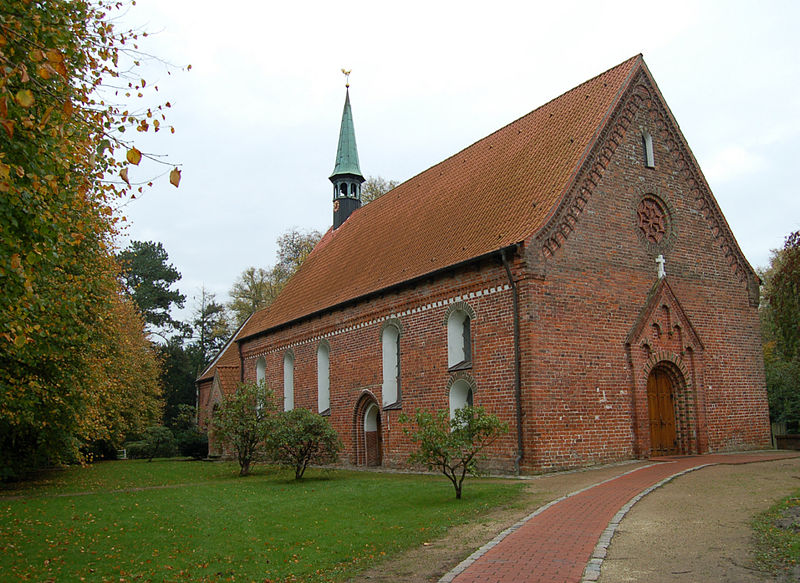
443;452;799;583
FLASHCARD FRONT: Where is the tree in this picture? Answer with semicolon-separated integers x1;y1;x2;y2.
0;1;182;478
191;286;231;366
228;266;282;327
763;231;800;361
227;228;323;326
760;231;800;431
142;425;177;462
159;338;204;427
212;381;274;476
267;408;342;479
172;404;208;459
401;407;508;499
274;227;323;278
361;176;399;204
78;294;164;449
117;241;186;339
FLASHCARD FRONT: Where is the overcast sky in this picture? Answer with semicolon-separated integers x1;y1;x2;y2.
118;0;800;316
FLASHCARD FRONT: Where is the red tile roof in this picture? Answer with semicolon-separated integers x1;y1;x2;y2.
241;55;643;340
216;365;240;396
197;314;254;381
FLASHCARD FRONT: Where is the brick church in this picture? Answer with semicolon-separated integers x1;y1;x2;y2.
197;55;771;473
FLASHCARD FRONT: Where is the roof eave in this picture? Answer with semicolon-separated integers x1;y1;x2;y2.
237;242;522;343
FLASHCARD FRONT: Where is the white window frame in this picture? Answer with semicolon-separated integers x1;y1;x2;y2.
283;351;294;411
447;309;472;369
381;325;400;407
317;342;330;413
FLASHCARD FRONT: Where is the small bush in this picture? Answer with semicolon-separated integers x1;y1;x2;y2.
212;381;275;476
267;408;342;479
124;441;150;459
177;429;208;459
125;426;177;460
401;406;508;499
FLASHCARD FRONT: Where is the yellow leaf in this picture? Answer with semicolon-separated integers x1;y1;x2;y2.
15;89;34;108
37;64;53;80
63;100;73;117
120;167;130;186
0;120;13;138
126;147;142;165
10;253;21;270
169;168;181;188
45;49;63;64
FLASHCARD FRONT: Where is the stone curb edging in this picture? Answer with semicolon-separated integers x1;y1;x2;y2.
579;463;713;582
438;463;659;583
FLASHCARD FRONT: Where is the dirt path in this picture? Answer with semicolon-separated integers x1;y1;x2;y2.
349;457;800;583
598;456;800;582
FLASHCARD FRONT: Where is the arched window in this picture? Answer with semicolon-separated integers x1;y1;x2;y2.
317;342;330;413
255;357;267;413
381;324;400;407
447;309;472;369
642;130;655;168
449;379;474;421
256;357;266;384
283;351;294;411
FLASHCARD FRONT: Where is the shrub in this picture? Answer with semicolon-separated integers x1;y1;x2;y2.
177;429;208;459
138;425;177;461
267;408;342;479
401;406;508;499
212;381;274;476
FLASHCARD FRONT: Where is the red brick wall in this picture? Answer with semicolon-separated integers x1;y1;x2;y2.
516;74;770;471
240;260;520;471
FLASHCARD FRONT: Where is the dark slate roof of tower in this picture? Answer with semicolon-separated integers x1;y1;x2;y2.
240;55;644;341
330;89;363;179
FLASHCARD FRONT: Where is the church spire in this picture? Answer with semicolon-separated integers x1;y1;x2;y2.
330;70;365;230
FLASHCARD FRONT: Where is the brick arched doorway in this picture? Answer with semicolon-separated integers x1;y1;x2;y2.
354;393;382;466
647;367;678;455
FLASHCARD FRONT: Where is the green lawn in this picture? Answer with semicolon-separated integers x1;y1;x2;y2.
0;460;524;582
752;489;800;579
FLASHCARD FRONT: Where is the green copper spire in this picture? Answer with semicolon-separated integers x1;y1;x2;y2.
330;88;364;180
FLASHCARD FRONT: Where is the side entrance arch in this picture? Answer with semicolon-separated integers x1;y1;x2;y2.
353;393;382;467
647;367;678;456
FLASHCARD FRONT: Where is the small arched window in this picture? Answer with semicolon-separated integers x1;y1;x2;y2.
642;130;655;168
447;309;472;369
283;351;294;411
317;342;330;414
381;325;400;407
256;357;266;385
449;379;474;422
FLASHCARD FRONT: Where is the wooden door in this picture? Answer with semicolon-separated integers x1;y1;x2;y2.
647;369;678;455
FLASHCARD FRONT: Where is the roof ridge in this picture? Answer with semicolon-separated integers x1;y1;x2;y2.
355;55;644;206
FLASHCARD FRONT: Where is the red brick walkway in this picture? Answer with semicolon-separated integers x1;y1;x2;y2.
442;452;799;583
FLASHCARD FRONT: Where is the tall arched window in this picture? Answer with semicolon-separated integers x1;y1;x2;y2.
382;324;400;407
283;351;294;411
449;379;474;421
256;357;266;384
447;309;472;369
317;342;330;413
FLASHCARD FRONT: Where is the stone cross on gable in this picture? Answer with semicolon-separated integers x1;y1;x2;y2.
656;254;666;279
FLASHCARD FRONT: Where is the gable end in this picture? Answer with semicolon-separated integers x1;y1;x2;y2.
530;68;758;305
